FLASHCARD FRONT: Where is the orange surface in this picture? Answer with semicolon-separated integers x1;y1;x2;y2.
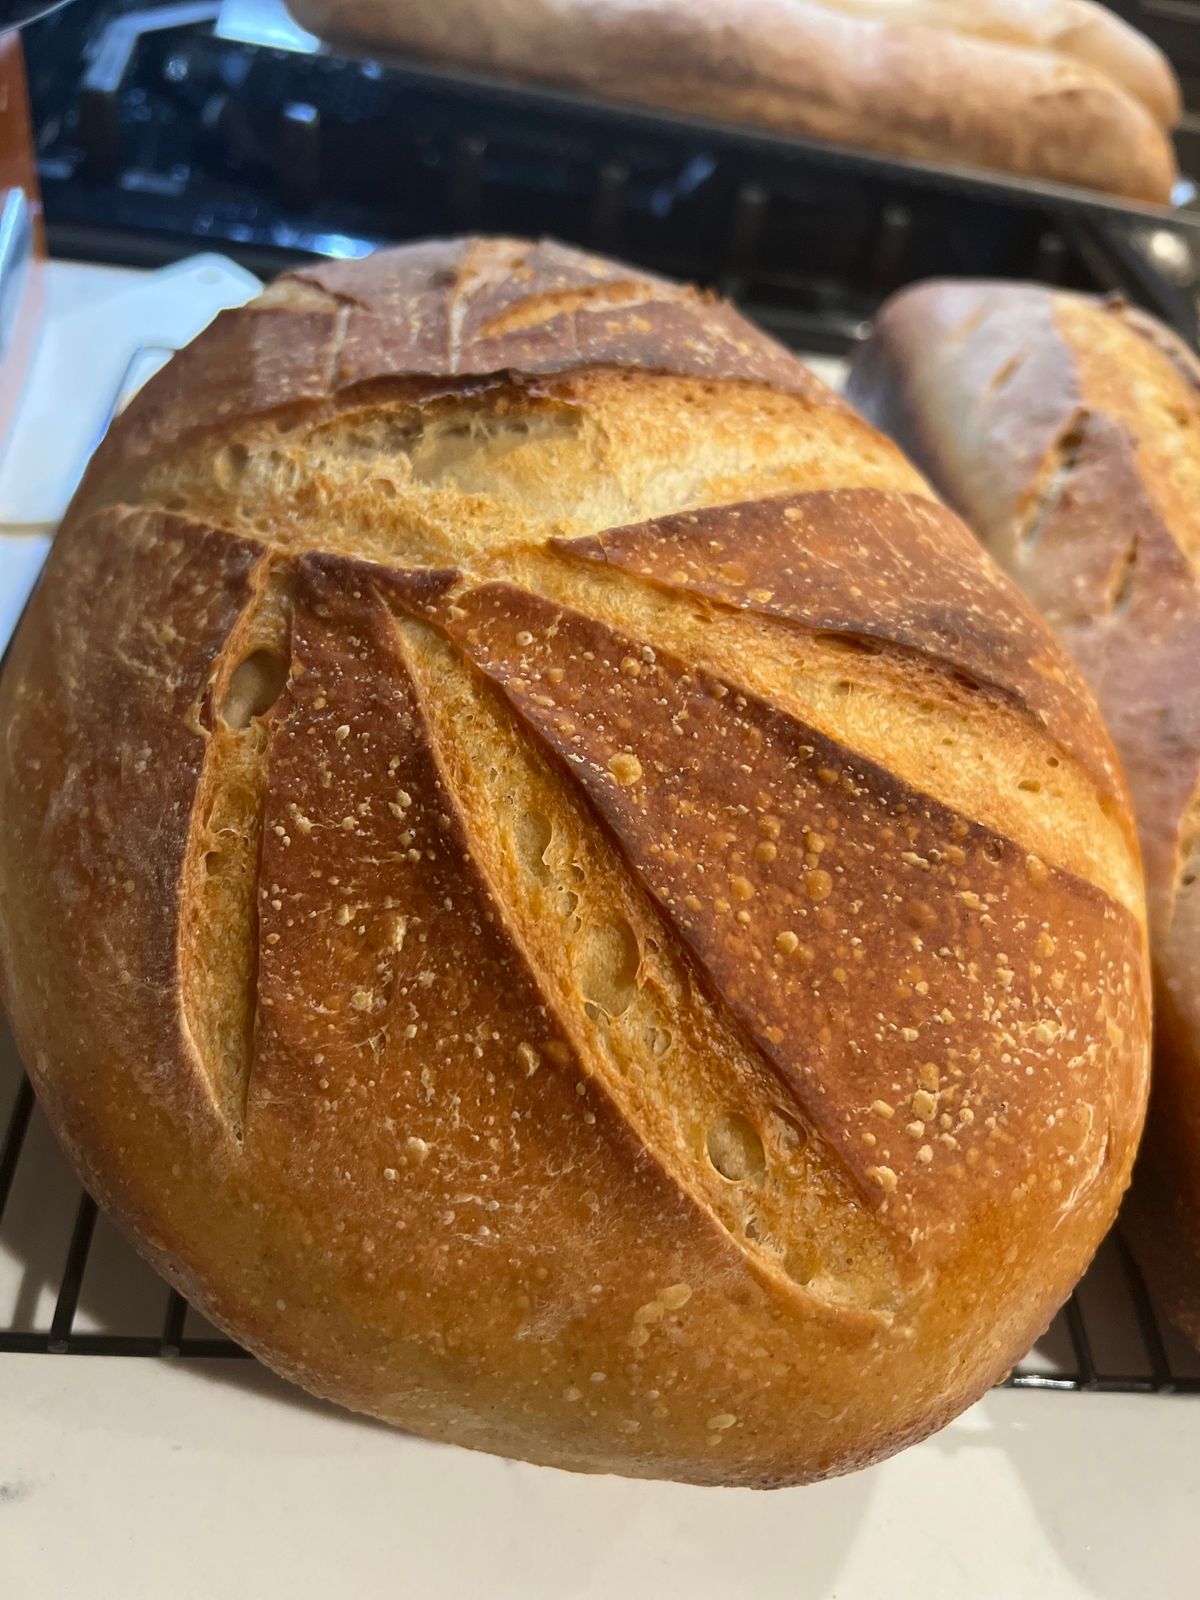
0;30;44;454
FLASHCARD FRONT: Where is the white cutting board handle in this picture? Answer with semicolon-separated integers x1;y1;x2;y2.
0;253;261;531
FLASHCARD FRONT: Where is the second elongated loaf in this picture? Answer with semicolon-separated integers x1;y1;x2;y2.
849;281;1200;1347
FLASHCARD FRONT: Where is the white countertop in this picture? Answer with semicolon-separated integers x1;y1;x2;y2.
5;1353;1195;1600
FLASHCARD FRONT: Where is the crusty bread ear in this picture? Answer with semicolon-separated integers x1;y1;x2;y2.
0;239;1149;1484
848;278;1200;1350
287;0;1180;201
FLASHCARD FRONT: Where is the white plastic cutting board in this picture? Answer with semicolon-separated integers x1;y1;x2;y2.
0;256;260;670
0;254;261;531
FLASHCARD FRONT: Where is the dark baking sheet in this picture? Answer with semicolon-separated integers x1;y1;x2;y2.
16;0;1198;348
219;0;1200;233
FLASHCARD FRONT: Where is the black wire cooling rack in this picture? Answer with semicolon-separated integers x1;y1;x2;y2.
3;1030;1199;1392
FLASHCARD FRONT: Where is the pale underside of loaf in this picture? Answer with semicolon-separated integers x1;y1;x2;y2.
0;240;1150;1482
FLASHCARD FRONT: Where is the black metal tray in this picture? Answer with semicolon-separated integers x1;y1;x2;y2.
21;0;1200;348
222;0;1200;234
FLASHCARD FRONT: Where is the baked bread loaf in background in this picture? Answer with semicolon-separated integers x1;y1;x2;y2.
818;0;1180;126
287;0;1181;202
0;238;1150;1483
848;281;1200;1349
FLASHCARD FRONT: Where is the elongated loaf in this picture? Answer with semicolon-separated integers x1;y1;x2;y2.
816;0;1180;125
848;280;1200;1348
0;239;1150;1483
287;0;1181;202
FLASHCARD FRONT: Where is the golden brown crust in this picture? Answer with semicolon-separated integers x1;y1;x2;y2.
0;240;1150;1481
287;0;1179;202
814;0;1180;126
80;238;829;512
555;487;1122;799
392;569;1145;1231
848;279;1200;1345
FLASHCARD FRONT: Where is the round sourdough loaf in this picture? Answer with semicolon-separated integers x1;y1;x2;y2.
0;239;1150;1484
